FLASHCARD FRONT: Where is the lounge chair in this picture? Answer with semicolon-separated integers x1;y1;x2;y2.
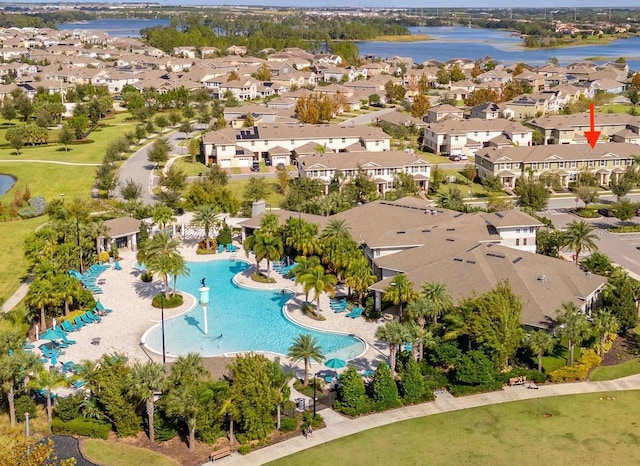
73;316;86;328
226;243;232;252
218;244;224;253
61;361;78;373
346;307;363;319
61;320;79;332
114;261;122;271
83;311;100;324
70;379;84;389
334;306;349;314
79;313;94;325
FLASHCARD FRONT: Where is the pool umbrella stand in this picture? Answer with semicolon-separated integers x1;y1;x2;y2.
324;358;347;369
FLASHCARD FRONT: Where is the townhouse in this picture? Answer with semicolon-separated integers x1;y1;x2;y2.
529;113;640;145
475;142;640;188
422;118;533;157
201;123;391;169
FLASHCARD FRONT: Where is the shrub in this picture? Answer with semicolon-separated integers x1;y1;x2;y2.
302;411;323;428
55;394;84;422
140;271;153;282
152;293;183;308
548;351;601;383
454;350;495;385
334;367;368;416
279;417;297;433
217;223;233;246
152;411;178;441
52;418;111;439
448;381;503;397
97;251;110;263
17;196;46;218
371;363;401;410
400;358;427;404
14;395;36;422
251;272;276;284
237;444;252;455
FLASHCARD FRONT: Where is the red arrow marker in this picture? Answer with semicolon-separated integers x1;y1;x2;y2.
584;102;601;148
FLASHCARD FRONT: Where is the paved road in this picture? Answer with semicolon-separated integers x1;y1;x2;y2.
339;107;397;126
116;129;183;205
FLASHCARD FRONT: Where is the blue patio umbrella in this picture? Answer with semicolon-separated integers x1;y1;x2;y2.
324;358;347;369
39;328;66;342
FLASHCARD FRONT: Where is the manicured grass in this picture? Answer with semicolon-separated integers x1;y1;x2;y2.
590;358;640;381
226;178;285;207
81;439;179;466
599;103;633;114
269;391;640;465
0;217;46;301
172;156;207;176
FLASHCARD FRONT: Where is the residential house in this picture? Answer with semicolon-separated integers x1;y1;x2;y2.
424;104;464;123
528;113;640;145
470;102;501;120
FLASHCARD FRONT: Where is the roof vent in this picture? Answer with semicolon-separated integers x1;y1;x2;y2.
466;260;476;264
396;231;406;234
453;258;463;262
421;229;431;233
495;212;504;218
512;257;523;264
538;275;547;282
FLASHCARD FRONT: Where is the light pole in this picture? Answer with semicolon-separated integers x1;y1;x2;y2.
312;371;318;418
199;278;210;336
160;296;166;364
24;412;30;437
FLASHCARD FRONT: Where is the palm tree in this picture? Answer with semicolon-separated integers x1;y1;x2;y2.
563;220;598;264
291;256;321;304
287;333;325;386
592;309;620;359
25;277;57;330
244;231;283;278
193;205;219;250
0;334;40;428
421;281;454;326
285;217;322;257
527;330;556;372
344;256;376;306
304;264;337;312
169;353;208;387
383;274;417;321
556;302;592;366
152;204;175;233
29;367;67;423
53;274;80;317
320;219;351;241
127;361;166;442
267;358;291;430
170;254;189;294
165;382;212;452
375;321;407;375
137;232;183;299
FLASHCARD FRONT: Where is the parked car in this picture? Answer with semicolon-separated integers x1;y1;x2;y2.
250;162;260;172
598;208;614;217
449;155;462;162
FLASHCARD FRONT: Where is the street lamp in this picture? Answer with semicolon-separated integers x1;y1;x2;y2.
24;412;30;437
199;277;210;336
160;296;166;364
312;371;319;418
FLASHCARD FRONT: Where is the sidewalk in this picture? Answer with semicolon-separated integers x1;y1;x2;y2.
208;374;640;466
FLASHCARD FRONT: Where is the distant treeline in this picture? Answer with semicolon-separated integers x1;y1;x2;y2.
0;11;94;29
142;14;408;55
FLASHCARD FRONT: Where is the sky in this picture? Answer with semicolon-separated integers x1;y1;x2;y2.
9;1;640;8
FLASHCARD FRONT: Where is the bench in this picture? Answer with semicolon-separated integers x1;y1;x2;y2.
210;446;232;462
508;376;527;386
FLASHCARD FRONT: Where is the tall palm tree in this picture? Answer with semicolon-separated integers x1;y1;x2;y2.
291;256;321;304
592;309;620;359
375;321;407;375
165;381;212;452
137;232;183;299
344;256;376;306
244;230;283;278
287;333;325;386
421;281;454;326
127;361;166;442
192;205;219;250
320;219;351;241
170;254;189;294
53;274;80;317
304;264;337;312
0;335;40;428
29;367;68;423
169;353;208;387
527;330;556;372
383;274;417;321
563;220;598;264
321;236;357;281
556;302;592;366
25;277;57;330
285;217;322;257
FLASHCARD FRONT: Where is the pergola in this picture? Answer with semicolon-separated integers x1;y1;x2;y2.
98;217;141;253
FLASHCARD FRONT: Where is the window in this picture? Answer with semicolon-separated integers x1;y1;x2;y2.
558;161;565;168
375;141;379;146
342;138;346;143
291;139;295;145
329;138;333;143
516;228;521;233
543;162;550;169
523;238;528;246
600;160;606;167
531;163;538;170
570;161;577;168
614;160;620;166
588;160;595;167
516;238;520;246
529;227;534;233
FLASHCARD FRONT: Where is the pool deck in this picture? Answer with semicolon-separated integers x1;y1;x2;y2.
41;241;388;374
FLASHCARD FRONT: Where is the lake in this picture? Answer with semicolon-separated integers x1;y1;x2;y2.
357;27;640;71
56;19;640;71
0;174;16;196
57;18;170;38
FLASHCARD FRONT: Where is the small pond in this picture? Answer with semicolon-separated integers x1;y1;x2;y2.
0;174;16;196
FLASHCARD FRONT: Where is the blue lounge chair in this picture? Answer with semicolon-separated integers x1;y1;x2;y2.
61;320;79;332
61;361;78;373
70;379;84;389
79;313;94;325
73;316;86;328
85;311;101;323
114;261;122;271
218;244;224;253
346;307;363;319
334;306;349;314
226;243;232;252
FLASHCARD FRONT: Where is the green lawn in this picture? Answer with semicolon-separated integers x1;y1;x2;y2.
227;178;285;207
590;358;640;381
269;391;640;466
81;439;179;466
172;156;207;176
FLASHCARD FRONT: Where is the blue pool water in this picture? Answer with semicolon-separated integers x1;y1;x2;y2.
142;259;365;360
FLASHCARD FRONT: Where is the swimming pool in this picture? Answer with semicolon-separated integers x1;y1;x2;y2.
141;259;366;360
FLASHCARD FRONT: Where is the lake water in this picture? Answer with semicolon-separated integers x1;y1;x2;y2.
357;26;640;71
56;19;640;71
57;18;170;38
0;174;16;196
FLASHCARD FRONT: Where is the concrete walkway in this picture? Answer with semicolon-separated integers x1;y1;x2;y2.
210;374;640;466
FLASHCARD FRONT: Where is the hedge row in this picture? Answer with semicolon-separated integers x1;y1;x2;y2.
52;417;111;439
